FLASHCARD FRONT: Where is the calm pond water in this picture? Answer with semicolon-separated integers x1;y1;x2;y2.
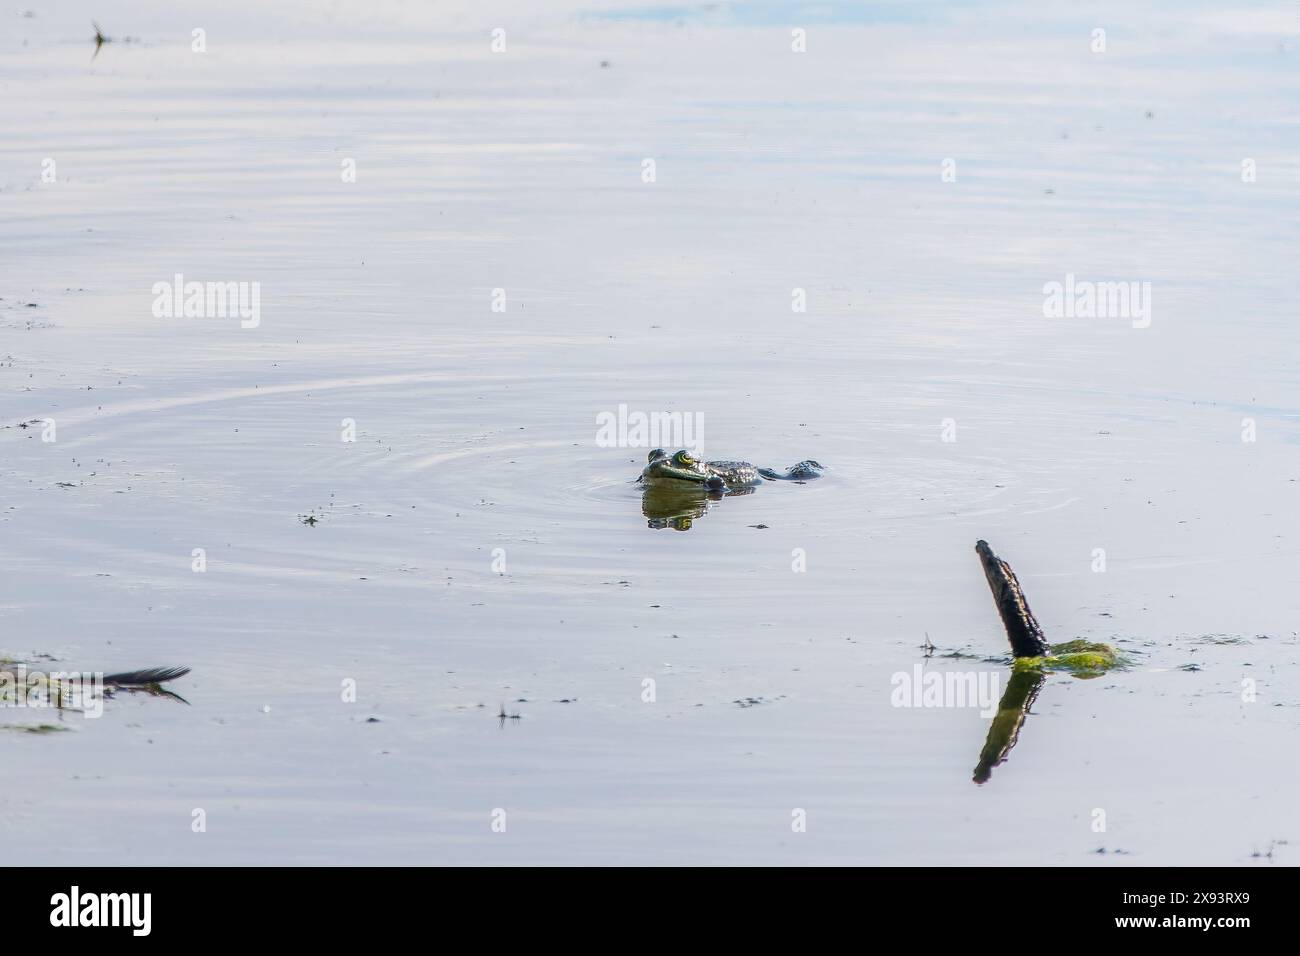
2;0;1298;864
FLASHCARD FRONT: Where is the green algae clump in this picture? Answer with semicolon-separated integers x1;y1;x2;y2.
1011;640;1122;679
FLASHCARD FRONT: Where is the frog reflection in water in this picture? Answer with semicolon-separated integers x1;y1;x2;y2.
638;448;822;530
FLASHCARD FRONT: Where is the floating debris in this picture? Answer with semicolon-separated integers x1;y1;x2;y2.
4;724;70;735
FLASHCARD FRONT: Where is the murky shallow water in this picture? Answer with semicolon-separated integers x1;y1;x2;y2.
2;1;1299;864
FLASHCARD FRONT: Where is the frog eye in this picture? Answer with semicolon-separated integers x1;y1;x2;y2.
672;450;693;466
648;448;667;463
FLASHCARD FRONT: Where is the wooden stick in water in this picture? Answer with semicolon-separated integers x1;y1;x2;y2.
975;540;1050;658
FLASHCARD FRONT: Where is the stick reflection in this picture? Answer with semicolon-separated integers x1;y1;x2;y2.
973;668;1047;785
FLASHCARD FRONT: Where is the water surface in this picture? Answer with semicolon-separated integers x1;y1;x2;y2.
2;0;1299;864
